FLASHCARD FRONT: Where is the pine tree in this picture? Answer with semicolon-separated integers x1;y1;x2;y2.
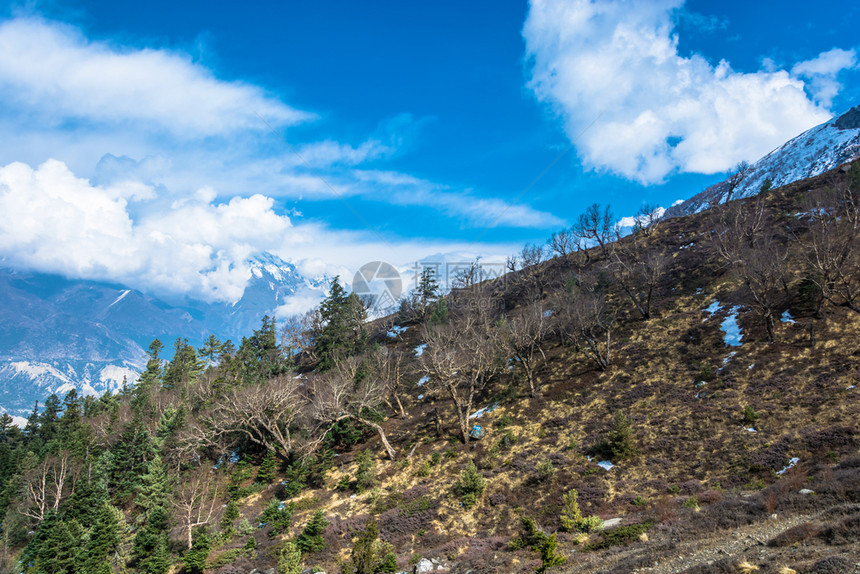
135;454;171;514
316;277;366;370
220;499;240;535
79;502;121;574
162;338;202;391
256;449;279;484
183;528;211;574
277;540;302;574
296;510;328;554
132;505;171;574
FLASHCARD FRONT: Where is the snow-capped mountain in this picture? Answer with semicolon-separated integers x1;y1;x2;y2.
666;105;860;217
0;253;328;418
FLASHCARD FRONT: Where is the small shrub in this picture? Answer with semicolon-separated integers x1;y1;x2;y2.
509;517;566;573
496;414;513;429
238;518;255;536
559;490;602;532
430;452;441;465
586;521;653;550
590;412;638;460
417;460;432;477
444;447;459;459
683;495;700;510
342;520;397;574
631;496;647;506
336;475;352;491
536;460;555;483
742;405;760;425
454;461;486;509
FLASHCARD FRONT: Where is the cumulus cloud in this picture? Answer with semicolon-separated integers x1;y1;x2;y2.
792;48;858;108
0;159;294;302
0;17;310;136
523;0;843;183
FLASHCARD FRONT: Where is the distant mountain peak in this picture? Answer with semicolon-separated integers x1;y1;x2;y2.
667;104;860;217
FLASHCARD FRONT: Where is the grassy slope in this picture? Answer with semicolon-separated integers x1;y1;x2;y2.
212;162;860;574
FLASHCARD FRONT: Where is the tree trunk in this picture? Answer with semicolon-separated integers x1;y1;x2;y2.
351;415;397;461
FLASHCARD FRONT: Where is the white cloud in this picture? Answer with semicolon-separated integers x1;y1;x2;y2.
352;169;564;229
0;17;310;137
523;0;839;183
792;48;858;108
0;159;294;302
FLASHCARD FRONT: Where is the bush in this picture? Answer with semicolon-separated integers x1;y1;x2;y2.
454;461;486;509
590;412;638;460
509;517;566;572
342;520;397;574
559;490;603;532
742;405;760;425
536;460;555;483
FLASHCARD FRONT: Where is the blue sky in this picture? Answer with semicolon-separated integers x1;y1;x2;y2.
0;0;857;305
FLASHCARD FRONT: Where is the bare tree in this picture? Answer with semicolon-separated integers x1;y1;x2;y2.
519;243;552;301
452;259;483;289
632;204;663;237
610;234;666;320
171;465;224;549
555;286;614;371
19;451;78;522
547;227;576;258
192;375;306;460
309;355;397;460
724;160;751;203
710;198;767;267
280;309;323;365
734;234;789;342
800;181;860;314
502;301;551;397
574;203;615;258
421;313;504;443
368;346;409;418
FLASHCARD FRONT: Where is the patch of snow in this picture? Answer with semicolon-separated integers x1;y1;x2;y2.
56;383;76;395
107;289;131;308
721;308;743;347
679;242;695;250
597;460;615;471
469;403;499;419
417;376;429;387
417;394;424;400
704;300;721;316
848;385;856;390
780;310;796;324
10;415;27;428
722;352;737;366
745;428;757;433
414;344;427;357
543;310;554;318
387;325;408;337
776;457;800;475
748;364;755;370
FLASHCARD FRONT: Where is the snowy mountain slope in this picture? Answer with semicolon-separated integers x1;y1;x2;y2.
666;105;860;217
0;253;328;417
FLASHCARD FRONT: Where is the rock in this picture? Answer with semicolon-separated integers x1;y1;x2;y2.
414;558;435;573
600;517;623;529
799;488;815;495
